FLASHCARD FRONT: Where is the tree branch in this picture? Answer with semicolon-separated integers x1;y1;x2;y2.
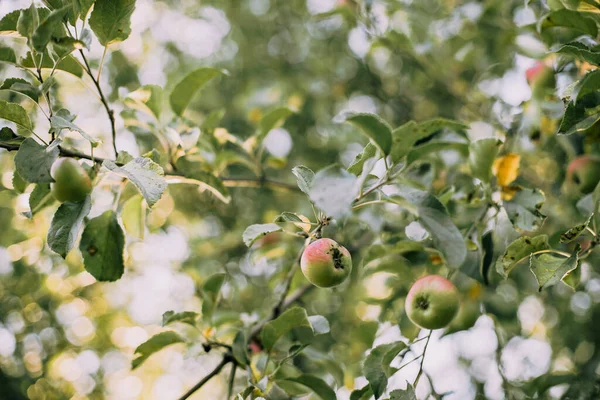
77;49;118;157
0;143;299;193
414;330;432;387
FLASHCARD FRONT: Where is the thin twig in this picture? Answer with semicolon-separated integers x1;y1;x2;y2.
77;49;118;156
413;330;432;387
227;363;237;399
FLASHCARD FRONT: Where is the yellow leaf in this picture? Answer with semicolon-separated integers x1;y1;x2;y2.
293;214;312;233
493;153;520;187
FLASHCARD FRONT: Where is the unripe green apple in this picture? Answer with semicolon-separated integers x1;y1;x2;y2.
566;155;600;194
50;158;92;203
300;238;352;288
405;275;460;330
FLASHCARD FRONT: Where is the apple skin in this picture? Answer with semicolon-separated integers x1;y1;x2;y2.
566;155;600;194
405;275;460;330
526;61;555;100
300;238;352;288
50;158;93;203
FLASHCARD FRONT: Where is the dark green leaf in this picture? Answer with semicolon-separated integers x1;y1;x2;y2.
171;158;231;204
47;196;91;257
132;331;184;369
277;374;336;400
20;51;84;77
89;0;136;46
17;4;39;39
555;42;600;66
79;210;125;282
350;385;373;400
363;341;407;399
0;100;32;131
496;235;549;279
170;68;223;116
337;112;393;155
0;9;22;35
406;141;469;166
261;307;313;352
572;70;600;104
530;245;580;291
232;330;249;367
0;47;17;64
389;385;417;400
242;223;282;247
541;9;598;38
28;183;54;217
201;273;227;320
32;6;71;52
558;92;600;135
14;138;59;183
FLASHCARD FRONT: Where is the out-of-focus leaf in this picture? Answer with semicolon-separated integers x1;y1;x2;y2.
79;210;125;282
124;84;163;120
27;183;54;217
496;235;549;278
161;311;198;327
469;138;501;183
530;245;580;291
261;307;313;352
201;273;227;320
406;141;469;166
277;374;336;400
132;331;184;369
121;194;145;239
242;223;282;247
309;166;360;219
256;107;294;142
232;330;249;367
170;68;223;116
47;196;91;258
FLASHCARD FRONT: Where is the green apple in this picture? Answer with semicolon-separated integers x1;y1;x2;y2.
566;155;600;194
50;158;93;203
300;238;352;288
405;275;460;330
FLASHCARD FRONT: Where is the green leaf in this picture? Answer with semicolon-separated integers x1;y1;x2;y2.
389;385;417;400
121;194;145;239
171;157;231;204
406;141;469;166
496;235;549;279
572;70;600;104
350;385;373;400
274;212;305;223
47;196;91;258
124;84;163;120
291;165;315;195
307;315;330;335
201;273;227;320
51;36;88;52
103;157;167;207
14;138;59;183
79;210;125;282
309;166;360;219
32;6;70;52
170;68;223;116
541;9;598;37
12;171;28;194
560;214;593;243
337;112;393;155
348;142;378;176
363;341;407;399
256;107;295;142
530;245;580;291
396;187;467;268
50;115;101;146
503;188;547;232
132;331;184;369
242;223;282;247
89;0;136;46
0;127;23;145
28;183;54;217
17;4;39;39
469;138;501;183
0;9;22;35
161;311;199;327
558;92;600;135
277;375;336;400
261;307;313;352
0;100;32;131
0;47;17;64
555;42;600;66
71;0;95;24
232;330;249;367
20;51;84;78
